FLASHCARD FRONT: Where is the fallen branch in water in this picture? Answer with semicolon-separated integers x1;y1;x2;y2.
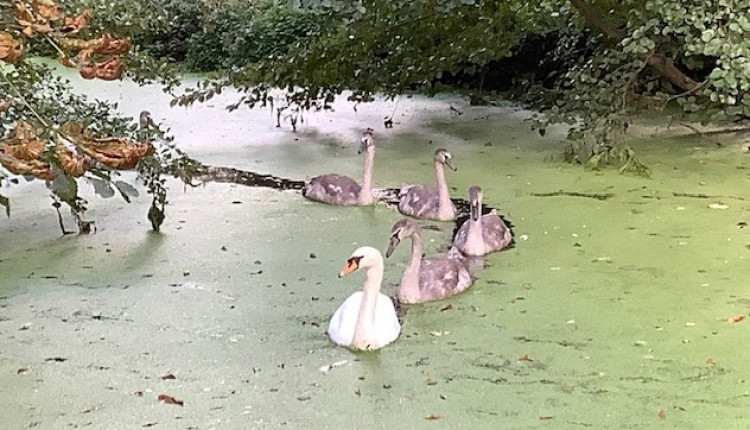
673;192;745;201
532;190;614;201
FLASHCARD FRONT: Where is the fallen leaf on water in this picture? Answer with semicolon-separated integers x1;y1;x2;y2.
657;409;666;419
157;394;183;406
440;304;453;311
425;379;437;386
727;315;745;323
519;354;534;362
17;367;28;375
539;416;553;421
160;373;176;380
706;358;717;367
133;391;144;397
425;414;442;421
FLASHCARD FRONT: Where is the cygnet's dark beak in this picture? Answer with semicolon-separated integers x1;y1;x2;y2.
444;158;457;171
357;137;369;155
470;199;480;221
385;236;401;258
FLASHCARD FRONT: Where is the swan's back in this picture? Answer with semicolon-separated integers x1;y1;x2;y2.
305;174;361;205
454;210;512;255
400;257;472;303
482;210;513;253
398;185;441;218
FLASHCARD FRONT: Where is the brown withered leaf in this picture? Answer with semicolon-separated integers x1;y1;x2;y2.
657;409;666;419
425;414;442;421
0;153;56;180
2;138;45;161
63;122;153;170
727;315;746;323
36;1;64;21
157;394;183;406
92;56;125;81
76;51;125;81
59;34;131;56
160;373;176;380
0;99;11;111
706;358;717;367
519;354;534;363
56;143;89;177
0;31;23;64
58;9;90;34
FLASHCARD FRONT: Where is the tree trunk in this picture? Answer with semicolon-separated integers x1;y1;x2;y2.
569;0;699;92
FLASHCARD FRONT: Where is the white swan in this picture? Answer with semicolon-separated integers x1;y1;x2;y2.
398;148;457;221
453;186;513;256
386;219;472;303
327;246;401;351
304;129;375;206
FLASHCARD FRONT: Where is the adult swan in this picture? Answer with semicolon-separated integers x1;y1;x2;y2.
327;246;401;351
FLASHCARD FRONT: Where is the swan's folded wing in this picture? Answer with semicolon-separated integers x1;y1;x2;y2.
327;291;363;347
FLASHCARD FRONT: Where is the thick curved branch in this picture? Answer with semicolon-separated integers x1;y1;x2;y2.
569;0;699;92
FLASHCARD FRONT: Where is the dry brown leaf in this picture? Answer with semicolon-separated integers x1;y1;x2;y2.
0;31;24;64
157;394;183;406
91;56;125;80
160;373;176;380
63;121;153;169
657;409;666;419
0;153;56;180
706;358;717;367
425;414;441;421
36;2;64;21
0;99;11;111
59;34;131;56
519;354;534;362
56;143;88;177
727;315;745;323
59;9;90;34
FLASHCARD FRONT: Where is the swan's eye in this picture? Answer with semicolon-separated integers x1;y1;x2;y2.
347;256;363;268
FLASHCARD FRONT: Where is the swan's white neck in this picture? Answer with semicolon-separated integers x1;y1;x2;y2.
358;143;375;205
398;232;422;303
434;161;454;219
351;260;383;349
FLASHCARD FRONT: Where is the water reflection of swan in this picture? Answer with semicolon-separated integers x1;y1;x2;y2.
398;148;457;221
453;186;513;256
327;246;401;351
386;219;472;304
303;129;375;206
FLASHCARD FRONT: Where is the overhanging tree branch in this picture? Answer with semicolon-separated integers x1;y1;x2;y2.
569;0;699;92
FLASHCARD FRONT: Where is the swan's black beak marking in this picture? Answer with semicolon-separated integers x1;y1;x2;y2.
339;256;362;277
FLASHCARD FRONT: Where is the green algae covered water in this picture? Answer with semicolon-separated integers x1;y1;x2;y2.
1;69;750;429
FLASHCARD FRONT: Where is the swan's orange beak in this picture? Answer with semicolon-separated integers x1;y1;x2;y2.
338;257;360;278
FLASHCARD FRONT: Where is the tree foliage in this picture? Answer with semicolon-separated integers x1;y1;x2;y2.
0;0;196;232
176;0;750;174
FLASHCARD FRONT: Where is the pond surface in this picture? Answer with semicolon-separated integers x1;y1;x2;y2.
1;68;750;429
